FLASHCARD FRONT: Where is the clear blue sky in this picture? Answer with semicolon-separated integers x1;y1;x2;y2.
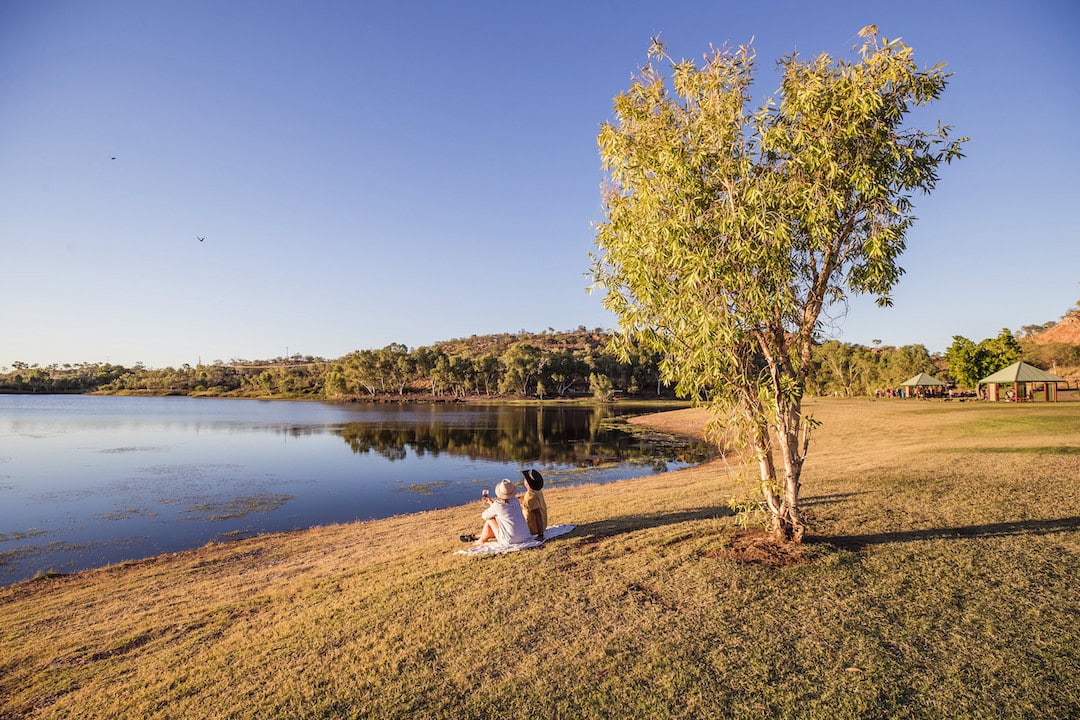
2;0;1077;369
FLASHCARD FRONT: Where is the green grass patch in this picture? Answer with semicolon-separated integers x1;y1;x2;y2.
953;404;1080;437
960;445;1080;455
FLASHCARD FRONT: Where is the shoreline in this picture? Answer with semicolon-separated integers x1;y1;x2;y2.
0;401;706;589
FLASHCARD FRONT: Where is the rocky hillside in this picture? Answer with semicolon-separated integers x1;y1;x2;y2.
1019;306;1080;390
1027;309;1080;345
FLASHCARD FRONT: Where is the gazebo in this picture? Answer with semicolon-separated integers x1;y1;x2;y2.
898;372;948;398
978;361;1066;402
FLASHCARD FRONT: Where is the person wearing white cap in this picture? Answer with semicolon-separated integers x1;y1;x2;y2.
460;478;532;546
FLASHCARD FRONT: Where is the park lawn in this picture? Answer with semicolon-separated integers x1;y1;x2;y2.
1;398;1077;719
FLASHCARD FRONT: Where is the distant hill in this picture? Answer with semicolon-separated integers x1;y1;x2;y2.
433;327;612;357
1025;309;1080;345
1018;306;1080;389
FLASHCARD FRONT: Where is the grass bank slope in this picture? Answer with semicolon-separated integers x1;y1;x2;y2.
2;400;1078;719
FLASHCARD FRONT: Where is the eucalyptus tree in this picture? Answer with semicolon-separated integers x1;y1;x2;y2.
813;341;870;396
431;352;453;397
376;343;412;395
413;346;446;395
584;350;624;390
324;365;348;400
343;350;380;396
882;344;936;387
545;350;588;397
589;372;615;402
455;355;481;397
499;343;544;397
592;27;964;541
474;353;503;396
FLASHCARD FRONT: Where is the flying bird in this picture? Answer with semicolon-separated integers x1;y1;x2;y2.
197;236;205;242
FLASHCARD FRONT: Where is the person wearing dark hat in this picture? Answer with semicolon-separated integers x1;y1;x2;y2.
519;469;548;541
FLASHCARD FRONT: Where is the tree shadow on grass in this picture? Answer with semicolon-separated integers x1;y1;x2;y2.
814;516;1080;552
570;506;733;544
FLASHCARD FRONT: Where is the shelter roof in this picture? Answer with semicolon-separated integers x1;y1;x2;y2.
899;372;947;387
978;361;1065;385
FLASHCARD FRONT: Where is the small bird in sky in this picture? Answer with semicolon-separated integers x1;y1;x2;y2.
197;236;205;242
111;157;116;160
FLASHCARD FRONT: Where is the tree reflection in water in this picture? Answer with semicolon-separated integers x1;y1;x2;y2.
332;404;714;471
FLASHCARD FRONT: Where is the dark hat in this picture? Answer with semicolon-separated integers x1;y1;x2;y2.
521;469;544;490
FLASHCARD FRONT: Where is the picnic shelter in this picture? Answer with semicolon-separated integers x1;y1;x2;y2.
899;372;948;398
978;361;1066;402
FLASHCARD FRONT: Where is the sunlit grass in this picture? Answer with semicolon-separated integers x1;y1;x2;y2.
1;399;1077;718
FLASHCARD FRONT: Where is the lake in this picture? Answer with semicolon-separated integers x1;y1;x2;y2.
0;394;712;585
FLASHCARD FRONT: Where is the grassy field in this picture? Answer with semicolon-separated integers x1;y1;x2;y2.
1;398;1078;719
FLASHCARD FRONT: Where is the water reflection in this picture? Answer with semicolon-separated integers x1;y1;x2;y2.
333;404;713;467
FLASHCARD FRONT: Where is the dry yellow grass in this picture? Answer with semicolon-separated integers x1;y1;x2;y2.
1;399;1078;719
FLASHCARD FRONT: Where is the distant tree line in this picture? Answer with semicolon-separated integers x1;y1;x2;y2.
812;327;1078;397
808;342;940;397
0;329;665;401
0;362;129;394
1018;341;1080;373
1;326;1075;400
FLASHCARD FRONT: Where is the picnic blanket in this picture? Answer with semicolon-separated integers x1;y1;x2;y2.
454;524;576;557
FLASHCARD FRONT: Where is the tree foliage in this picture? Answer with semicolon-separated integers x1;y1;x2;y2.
945;329;1022;389
591;27;964;541
809;341;937;396
0;330;672;401
1020;341;1080;371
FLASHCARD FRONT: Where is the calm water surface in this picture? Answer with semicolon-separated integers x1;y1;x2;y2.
0;395;711;585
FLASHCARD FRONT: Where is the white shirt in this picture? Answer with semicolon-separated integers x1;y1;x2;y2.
481;497;532;544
